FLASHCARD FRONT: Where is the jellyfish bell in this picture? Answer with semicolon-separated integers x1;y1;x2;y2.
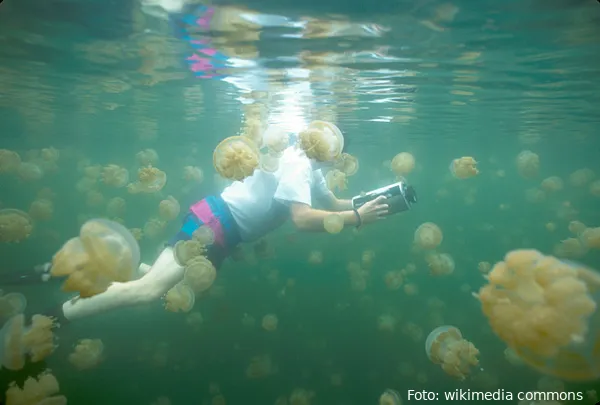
51;218;140;298
213;136;260;181
334;153;359;176
425;325;480;380
0;292;27;321
184;256;217;292
0;209;34;243
165;283;195;313
476;249;600;381
262;125;290;154
298;120;344;163
379;389;402;405
173;240;207;266
323;213;344;234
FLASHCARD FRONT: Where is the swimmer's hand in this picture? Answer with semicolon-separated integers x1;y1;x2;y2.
357;195;388;225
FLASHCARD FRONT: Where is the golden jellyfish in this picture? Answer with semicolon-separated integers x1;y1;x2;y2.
241;117;265;147
259;152;280;173
334;153;359;176
308;250;323;265
361;250;375;270
182;166;204;183
425;325;480;380
106;197;126;217
298;121;344;163
553;238;587;259
475;249;600;381
378;314;397;332
86;190;105;208
568;220;586;235
325;169;347;192
159;196;180;221
580;227;600;249
384;270;403;290
0;292;27;321
213;136;260;181
76;176;96;193
589;180;600;197
174;240;207;266
478;261;491;274
184;256;217;293
192;225;215;245
541;176;564;193
414;222;443;250
450;157;479;179
17;162;44;182
404;283;418;296
82;164;102;180
390;152;415;176
262;125;290;155
0;209;33;243
164;282;195;313
136;148;159;166
0;314;57;370
516;150;540;179
28;199;53;222
5;370;66;405
40;147;60;168
323;213;344;234
129;227;143;241
185;311;204;329
68;338;104;370
245;354;277;379
127;166;167;194
525;187;546;204
0;149;21;174
379;390;402;405
289;388;314;405
426;253;455;276
569;168;595;187
262;314;278;331
51;218;140;298
101;164;129;188
143;217;167;239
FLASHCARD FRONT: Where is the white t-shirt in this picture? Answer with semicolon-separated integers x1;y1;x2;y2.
220;146;331;242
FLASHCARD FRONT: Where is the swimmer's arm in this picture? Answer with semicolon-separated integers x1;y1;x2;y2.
319;190;353;211
290;202;359;232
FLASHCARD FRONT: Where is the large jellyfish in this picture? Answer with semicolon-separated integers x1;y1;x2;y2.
0;314;57;371
475;249;600;381
51;218;140;298
425;325;480;380
0;209;34;243
213;136;260;181
5;370;66;405
68;338;104;370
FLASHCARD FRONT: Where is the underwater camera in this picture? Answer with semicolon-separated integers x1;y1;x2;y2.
351;181;417;215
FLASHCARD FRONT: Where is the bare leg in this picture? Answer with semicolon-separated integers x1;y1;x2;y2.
62;247;184;321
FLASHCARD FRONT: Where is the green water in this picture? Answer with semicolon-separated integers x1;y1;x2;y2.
1;0;600;403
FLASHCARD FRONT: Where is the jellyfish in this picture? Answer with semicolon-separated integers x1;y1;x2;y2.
159;196;180;221
361;250;375;270
414;222;443;250
51;218;140;298
478;261;491;274
384;270;403;290
425;325;480;380
136;148;159;166
185;311;204;329
541;176;564;193
242;117;265;147
580;227;600;249
184;256;217;293
378;314;397;332
259;153;280;173
28;199;54;222
5;370;66;405
298;121;343;163
262;314;278;331
390;152;415;176
164;282;195;313
101;164;129;188
426;253;455;276
68;338;104;370
174;240;207;266
106;197;127;217
325;169;347;192
263;125;289;155
246;354;277;379
0;314;57;371
182;166;204;183
553;238;587;259
213;136;260;181
334;153;359;176
323;213;344;234
86;190;105;208
504;347;523;366
308;250;323;265
450;157;479;179
0;292;27;322
475;249;600;381
192;225;215;246
568;220;587;235
589;180;600;197
379;389;402;405
143;217;167;238
76;176;96;193
0;209;34;243
127;166;167;194
569;169;595;187
0;149;21;174
516;150;540;179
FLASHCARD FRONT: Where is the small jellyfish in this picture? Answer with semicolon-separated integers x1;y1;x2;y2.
5;370;66;405
29;199;54;221
569;169;595;187
182;166;204;183
262;314;278;331
262;125;290;155
242;117;265;147
378;314;397;332
164;282;195;313
136;148;159;166
390;152;415;176
477;261;491;274
174;240;207;266
414;222;443;250
213;136;260;181
86;190;105;208
0;313;58;370
325;169;347;192
379;389;402;405
580;227;600;249
334;153;359;176
426;253;455;276
298;122;343;163
516;150;540;179
143;217;167;239
541;176;564;193
425;325;480;380
259;152;280;173
384;270;403;290
68;338;104;370
101;164;129;188
504;347;523;366
589;180;600;197
246;354;277;379
51;219;140;298
450;157;479;179
0;149;21;174
0;292;27;322
127;166;167;194
323;213;344;234
184;256;217;293
0;209;34;243
568;220;587;235
17;162;44;182
106;197;127;217
159;196;180;221
308;250;323;265
192;225;215;245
